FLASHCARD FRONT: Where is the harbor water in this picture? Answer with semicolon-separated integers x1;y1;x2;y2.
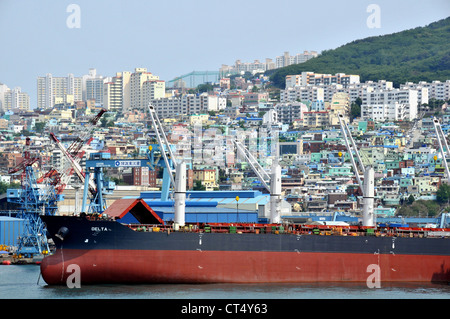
1;265;449;301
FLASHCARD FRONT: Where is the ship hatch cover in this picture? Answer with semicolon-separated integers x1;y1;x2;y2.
103;198;164;225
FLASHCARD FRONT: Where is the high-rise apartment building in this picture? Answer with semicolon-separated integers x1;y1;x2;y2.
220;51;318;77
0;83;10;112
400;82;429;105
37;73;82;109
361;88;418;122
219;59;276;77
276;102;309;124
401;81;448;102
127;68;164;111
142;80;165;109
275;51;319;68
282;79;395;104
103;72;124;112
3;87;30;111
151;93;226;118
103;68;164;113
280;85;325;103
83;68;104;104
286;72;360;88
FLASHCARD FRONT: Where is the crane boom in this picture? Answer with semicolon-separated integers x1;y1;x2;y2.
8;137;39;174
65;109;106;158
49;133;97;195
232;137;282;223
233;140;270;192
338;114;365;194
433;118;450;183
47;109;107;195
147;104;176;187
147;103;186;226
338;114;374;227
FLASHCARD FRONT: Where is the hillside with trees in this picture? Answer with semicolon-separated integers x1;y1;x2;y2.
268;17;450;88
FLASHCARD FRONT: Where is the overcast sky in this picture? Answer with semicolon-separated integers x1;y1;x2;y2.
0;0;449;107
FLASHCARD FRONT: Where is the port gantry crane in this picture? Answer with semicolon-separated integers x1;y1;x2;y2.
147;104;186;228
7;137;59;257
7;110;107;257
338;114;375;227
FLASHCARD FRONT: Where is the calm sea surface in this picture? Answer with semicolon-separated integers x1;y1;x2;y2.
1;264;449;300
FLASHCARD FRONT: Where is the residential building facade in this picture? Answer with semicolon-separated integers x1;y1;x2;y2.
361;88;418;121
285;72;360;88
127;68;164;111
151;93;226;118
37;73;82;109
3;87;30;111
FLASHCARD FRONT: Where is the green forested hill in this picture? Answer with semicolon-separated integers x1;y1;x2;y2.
268;17;450;88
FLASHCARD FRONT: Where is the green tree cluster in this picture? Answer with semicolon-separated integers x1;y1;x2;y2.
350;97;362;121
436;183;450;204
397;199;440;218
268;17;450;88
0;181;20;195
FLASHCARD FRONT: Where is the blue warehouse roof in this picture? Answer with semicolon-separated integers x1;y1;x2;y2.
119;190;270;224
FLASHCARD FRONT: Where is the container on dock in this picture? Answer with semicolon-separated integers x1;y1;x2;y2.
0;217;25;247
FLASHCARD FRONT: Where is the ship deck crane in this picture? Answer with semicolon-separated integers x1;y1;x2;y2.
338;114;375;227
432;118;450;228
233;139;282;224
432;117;450;184
147;104;186;227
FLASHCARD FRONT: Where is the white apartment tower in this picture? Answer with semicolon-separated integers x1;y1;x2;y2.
83;68;104;104
280;86;325;103
103;72;124;112
361;88;418;122
3;87;30;111
151;93;226;118
0;83;10;112
275;51;318;68
128;68;164;111
220;59;276;77
142;80;166;109
37;73;82;109
420;80;450;101
285;72;360;88
400;82;429;105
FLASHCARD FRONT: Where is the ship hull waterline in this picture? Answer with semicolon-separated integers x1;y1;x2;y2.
41;248;450;285
40;216;450;285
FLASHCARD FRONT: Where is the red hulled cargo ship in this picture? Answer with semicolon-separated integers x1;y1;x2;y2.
40;214;450;285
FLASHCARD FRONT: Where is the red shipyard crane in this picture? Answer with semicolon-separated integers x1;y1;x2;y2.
46;109;107;196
